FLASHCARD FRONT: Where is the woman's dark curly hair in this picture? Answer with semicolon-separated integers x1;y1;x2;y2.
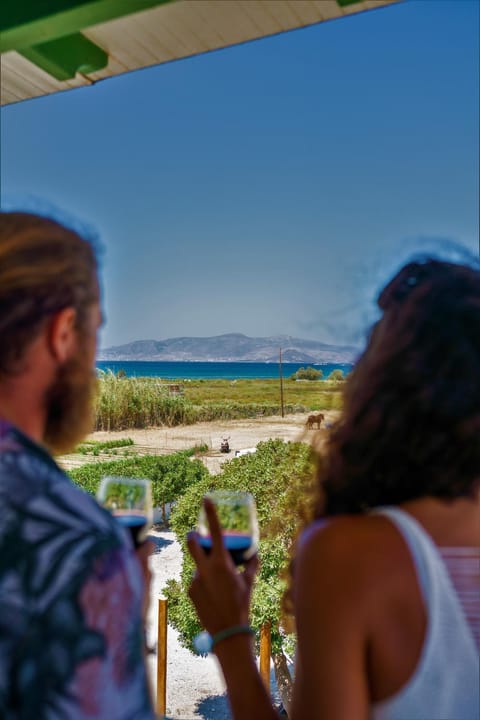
316;257;480;517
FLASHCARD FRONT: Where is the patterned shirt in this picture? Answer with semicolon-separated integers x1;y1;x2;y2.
0;420;156;719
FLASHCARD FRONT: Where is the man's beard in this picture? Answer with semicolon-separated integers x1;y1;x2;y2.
43;352;97;455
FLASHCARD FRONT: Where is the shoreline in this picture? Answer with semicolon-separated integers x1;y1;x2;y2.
96;360;353;381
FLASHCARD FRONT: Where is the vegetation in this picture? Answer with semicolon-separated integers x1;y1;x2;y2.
290;366;323;381
328;368;345;381
94;372;343;430
70;438;321;706
68;449;209;511
164;439;317;708
76;438;134;455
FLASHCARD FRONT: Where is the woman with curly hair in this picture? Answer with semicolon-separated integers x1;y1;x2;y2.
188;257;480;720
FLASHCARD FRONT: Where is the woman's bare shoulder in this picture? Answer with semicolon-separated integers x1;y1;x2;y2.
299;512;401;547
297;514;410;588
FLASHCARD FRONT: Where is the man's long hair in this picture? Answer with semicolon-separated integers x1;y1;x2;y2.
0;212;98;376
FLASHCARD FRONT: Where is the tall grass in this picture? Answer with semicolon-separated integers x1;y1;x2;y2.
94;371;342;430
96;372;191;429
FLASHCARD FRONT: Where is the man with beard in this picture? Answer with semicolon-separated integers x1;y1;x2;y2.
0;212;156;719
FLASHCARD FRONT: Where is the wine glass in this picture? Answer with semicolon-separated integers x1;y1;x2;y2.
197;490;259;566
97;476;153;547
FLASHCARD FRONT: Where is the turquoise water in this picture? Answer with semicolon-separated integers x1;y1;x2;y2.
96;360;352;380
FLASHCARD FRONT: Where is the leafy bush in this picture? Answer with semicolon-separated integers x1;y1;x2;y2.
328;369;344;381
164;440;316;667
290;366;323;381
68;450;209;508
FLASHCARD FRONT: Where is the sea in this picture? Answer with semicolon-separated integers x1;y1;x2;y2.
96;360;353;380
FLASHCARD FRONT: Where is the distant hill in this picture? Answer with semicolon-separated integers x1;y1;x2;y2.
98;333;358;364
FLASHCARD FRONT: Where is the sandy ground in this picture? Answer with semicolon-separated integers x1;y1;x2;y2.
61;412;335;474
145;529;231;719
60;413;338;718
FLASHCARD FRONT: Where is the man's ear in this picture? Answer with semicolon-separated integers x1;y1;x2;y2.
47;307;77;363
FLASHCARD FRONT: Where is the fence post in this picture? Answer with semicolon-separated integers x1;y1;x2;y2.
260;621;271;692
157;598;168;716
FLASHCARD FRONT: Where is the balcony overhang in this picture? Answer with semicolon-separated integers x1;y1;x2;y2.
1;0;402;106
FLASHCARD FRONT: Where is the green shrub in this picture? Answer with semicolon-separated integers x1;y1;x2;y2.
68;450;210;508
290;366;323;381
165;439;316;658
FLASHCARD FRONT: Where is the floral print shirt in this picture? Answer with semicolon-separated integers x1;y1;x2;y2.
0;421;156;719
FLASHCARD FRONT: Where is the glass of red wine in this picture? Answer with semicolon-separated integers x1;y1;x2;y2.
97;476;153;548
197;490;259;565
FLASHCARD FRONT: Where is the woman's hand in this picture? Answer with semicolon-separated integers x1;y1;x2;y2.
187;498;259;635
188;500;279;720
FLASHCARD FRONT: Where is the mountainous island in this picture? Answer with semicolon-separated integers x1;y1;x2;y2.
99;333;359;364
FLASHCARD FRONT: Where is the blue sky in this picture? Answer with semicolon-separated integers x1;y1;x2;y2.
1;0;479;349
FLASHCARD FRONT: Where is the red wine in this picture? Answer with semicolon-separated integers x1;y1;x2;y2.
199;533;255;566
114;513;148;547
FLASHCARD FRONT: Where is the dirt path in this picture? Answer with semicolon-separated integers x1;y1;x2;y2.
60;412;336;474
146;530;230;719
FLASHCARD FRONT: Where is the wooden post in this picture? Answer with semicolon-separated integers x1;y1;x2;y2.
260;621;272;691
156;598;168;716
279;348;285;418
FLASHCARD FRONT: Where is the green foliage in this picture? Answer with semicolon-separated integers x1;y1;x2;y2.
164;439;316;656
328;369;344;382
312;391;343;411
77;438;135;452
290;366;323;381
68;449;209;507
75;438;135;454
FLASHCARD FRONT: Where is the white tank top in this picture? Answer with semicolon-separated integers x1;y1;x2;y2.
371;507;479;720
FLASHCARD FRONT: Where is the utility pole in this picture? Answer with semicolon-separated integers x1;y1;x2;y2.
279;347;285;418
